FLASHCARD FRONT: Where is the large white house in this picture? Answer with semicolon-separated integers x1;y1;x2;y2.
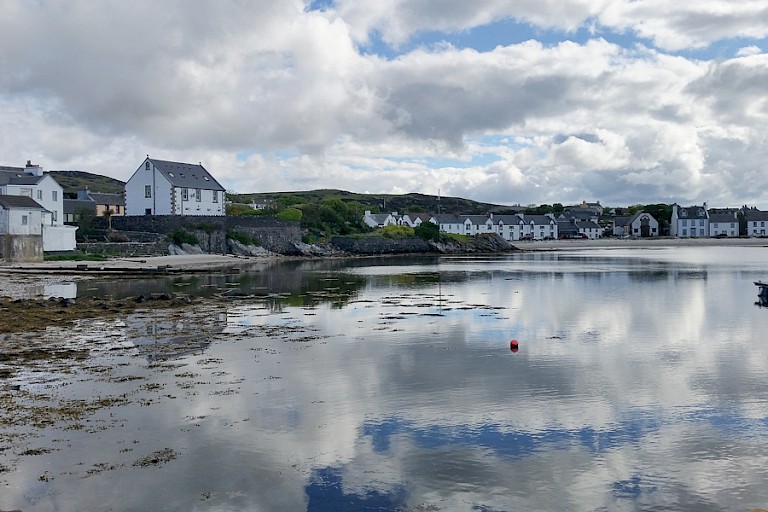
125;158;226;216
0;162;77;251
670;204;709;237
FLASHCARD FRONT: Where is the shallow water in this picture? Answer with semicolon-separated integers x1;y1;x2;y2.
2;247;768;511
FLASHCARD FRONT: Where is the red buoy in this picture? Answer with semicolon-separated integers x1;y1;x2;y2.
510;339;519;352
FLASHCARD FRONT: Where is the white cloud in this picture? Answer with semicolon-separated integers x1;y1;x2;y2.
0;1;767;207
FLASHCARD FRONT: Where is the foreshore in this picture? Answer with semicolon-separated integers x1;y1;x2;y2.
1;236;767;277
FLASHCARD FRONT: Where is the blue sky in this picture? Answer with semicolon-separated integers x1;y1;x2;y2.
1;1;767;207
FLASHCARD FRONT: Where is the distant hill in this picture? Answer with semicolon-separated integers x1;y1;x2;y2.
49;170;125;195
229;189;516;215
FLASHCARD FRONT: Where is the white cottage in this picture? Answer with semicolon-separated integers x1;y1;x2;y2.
0;195;47;262
125;158;226;216
0;162;76;251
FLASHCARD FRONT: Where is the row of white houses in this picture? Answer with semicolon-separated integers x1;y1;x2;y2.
364;210;602;241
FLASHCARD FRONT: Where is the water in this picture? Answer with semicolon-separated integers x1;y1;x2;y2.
2;247;768;511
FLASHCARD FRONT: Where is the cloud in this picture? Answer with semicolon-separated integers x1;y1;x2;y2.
0;1;767;207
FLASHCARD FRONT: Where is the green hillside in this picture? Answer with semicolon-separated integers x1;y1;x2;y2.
229;189;511;215
49;170;125;195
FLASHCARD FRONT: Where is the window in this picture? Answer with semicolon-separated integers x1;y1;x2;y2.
195;189;201;202
145;161;150;170
699;220;704;226
52;211;57;222
52;190;58;201
145;208;152;215
145;185;152;198
212;191;218;203
682;220;687;226
37;190;42;200
182;188;188;201
22;215;28;225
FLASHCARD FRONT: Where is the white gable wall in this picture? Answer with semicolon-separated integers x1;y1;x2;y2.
125;160;174;216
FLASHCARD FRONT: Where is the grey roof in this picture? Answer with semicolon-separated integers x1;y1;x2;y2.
676;205;708;219
64;198;96;215
462;215;490;225
743;209;768;221
612;215;632;226
521;214;555;225
89;192;125;206
149;159;225;192
0;194;47;210
708;213;737;223
0;170;45;186
491;214;523;224
432;213;463;223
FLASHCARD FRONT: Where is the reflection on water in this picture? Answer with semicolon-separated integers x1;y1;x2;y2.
2;248;768;511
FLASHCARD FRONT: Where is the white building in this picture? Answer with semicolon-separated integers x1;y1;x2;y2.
743;208;768;237
613;212;660;238
363;210;397;228
670;204;709;237
125;158;226;216
0;162;77;251
708;211;739;237
0;195;47;262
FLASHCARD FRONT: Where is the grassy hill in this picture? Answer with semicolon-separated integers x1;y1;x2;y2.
229;189;513;215
49;170;125;195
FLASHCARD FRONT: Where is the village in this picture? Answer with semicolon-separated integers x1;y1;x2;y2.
3;157;768;263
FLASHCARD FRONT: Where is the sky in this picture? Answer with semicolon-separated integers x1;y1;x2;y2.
1;0;767;208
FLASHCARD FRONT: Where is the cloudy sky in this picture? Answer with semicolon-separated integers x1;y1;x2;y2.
1;1;767;207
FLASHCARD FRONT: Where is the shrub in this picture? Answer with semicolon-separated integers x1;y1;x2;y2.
379;225;414;238
168;230;199;246
277;208;303;222
227;230;260;246
414;222;440;241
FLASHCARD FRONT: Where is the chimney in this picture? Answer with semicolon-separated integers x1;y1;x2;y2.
25;160;44;176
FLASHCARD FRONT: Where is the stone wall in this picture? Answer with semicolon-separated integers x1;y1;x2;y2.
1;234;44;263
331;236;437;255
92;215;302;255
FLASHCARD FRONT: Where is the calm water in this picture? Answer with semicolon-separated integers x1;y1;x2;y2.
2;247;768;511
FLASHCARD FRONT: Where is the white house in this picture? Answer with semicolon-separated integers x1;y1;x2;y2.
743;208;768;237
613;212;659;237
0;195;47;262
363;210;397;228
463;215;493;236
521;214;558;240
431;213;464;234
491;214;525;241
708;211;739;237
125;157;225;216
0;162;77;251
670;204;709;237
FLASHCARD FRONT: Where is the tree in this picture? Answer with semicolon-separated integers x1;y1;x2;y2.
414;221;440;241
102;208;114;230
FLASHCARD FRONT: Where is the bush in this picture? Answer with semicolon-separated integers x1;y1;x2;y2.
106;231;131;243
227;230;260;246
168;230;199;246
379;225;414;238
414;222;440;241
277;208;303;222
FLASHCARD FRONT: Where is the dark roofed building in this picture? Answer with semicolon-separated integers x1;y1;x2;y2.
125;157;226;216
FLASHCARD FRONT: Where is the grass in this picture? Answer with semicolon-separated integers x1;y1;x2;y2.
44;253;108;262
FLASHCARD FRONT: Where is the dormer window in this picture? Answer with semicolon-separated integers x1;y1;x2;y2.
681;210;688;217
